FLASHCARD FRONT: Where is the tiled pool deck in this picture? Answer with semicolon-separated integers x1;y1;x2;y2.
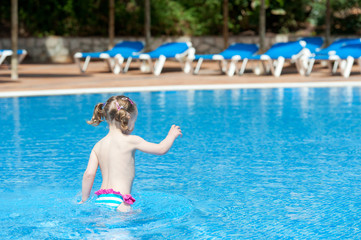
0;60;360;97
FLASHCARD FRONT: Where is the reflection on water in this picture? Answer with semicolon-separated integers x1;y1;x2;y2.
299;87;309;118
187;90;195;116
344;86;353;106
13;97;21;162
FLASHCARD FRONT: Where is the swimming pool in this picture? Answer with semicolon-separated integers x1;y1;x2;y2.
1;87;361;239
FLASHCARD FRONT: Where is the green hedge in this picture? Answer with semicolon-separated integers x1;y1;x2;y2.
0;0;360;37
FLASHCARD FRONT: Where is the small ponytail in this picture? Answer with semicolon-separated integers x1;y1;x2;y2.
87;103;105;126
115;108;130;132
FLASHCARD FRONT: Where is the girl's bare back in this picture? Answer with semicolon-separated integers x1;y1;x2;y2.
94;131;136;195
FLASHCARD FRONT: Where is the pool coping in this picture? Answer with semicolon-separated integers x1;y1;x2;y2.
1;80;361;98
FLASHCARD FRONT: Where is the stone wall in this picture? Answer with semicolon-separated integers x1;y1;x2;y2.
0;35;350;63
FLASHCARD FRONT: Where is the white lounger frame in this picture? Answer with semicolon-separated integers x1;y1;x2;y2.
73;40;145;75
186;43;260;77
236;41;307;77
138;42;194;76
0;50;28;66
73;52;118;74
295;51;361;78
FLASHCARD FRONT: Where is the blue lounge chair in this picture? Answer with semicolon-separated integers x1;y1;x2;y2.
187;43;259;76
132;42;193;76
240;40;306;77
315;38;360;56
304;42;361;78
299;37;324;54
73;41;144;74
0;49;27;66
297;38;361;76
294;37;323;74
336;44;361;77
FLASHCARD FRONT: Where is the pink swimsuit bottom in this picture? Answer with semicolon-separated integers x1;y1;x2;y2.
94;189;135;208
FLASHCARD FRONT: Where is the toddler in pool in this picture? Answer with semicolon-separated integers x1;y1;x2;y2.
79;95;182;212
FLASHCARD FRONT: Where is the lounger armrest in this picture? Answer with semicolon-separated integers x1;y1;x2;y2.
175;47;193;60
292;48;311;60
260;55;271;60
299;40;307;48
139;54;151;60
2;50;13;55
74;52;82;58
212;55;225;61
328;55;340;61
99;53;110;59
231;55;241;61
114;53;125;59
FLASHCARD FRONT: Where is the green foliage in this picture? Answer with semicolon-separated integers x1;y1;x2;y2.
330;0;361;34
0;0;360;37
308;0;361;34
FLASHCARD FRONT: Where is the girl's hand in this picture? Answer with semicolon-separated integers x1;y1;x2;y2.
168;125;182;139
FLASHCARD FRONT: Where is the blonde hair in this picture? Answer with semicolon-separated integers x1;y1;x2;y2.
87;95;137;133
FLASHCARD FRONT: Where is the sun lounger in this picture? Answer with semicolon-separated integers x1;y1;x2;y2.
0;49;27;66
297;38;361;76
304;43;361;78
240;40;306;77
73;41;144;74
187;43;259;76
132;42;193;76
299;37;324;54
336;44;361;77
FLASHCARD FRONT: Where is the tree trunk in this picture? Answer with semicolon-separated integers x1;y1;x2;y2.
11;0;18;81
223;0;229;50
108;0;115;49
259;0;266;53
325;0;331;46
145;0;151;51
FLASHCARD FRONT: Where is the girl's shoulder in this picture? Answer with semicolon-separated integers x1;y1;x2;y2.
126;134;144;144
92;139;102;152
92;136;108;150
127;134;141;141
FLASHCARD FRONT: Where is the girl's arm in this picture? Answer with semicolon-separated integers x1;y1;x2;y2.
79;150;99;203
133;125;182;155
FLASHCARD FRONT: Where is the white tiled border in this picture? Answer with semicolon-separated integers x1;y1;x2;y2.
1;81;361;98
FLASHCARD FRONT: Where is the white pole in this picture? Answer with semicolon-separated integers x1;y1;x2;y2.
11;0;18;80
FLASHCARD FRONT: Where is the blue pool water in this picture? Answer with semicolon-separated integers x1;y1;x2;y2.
1;87;361;239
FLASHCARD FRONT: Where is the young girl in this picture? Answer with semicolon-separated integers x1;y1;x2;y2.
79;95;182;212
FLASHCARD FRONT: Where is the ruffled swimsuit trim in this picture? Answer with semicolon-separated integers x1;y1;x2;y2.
95;189;136;205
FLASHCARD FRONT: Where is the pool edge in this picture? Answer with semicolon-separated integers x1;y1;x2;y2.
1;81;361;98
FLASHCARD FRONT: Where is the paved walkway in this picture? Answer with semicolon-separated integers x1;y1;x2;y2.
0;60;360;96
